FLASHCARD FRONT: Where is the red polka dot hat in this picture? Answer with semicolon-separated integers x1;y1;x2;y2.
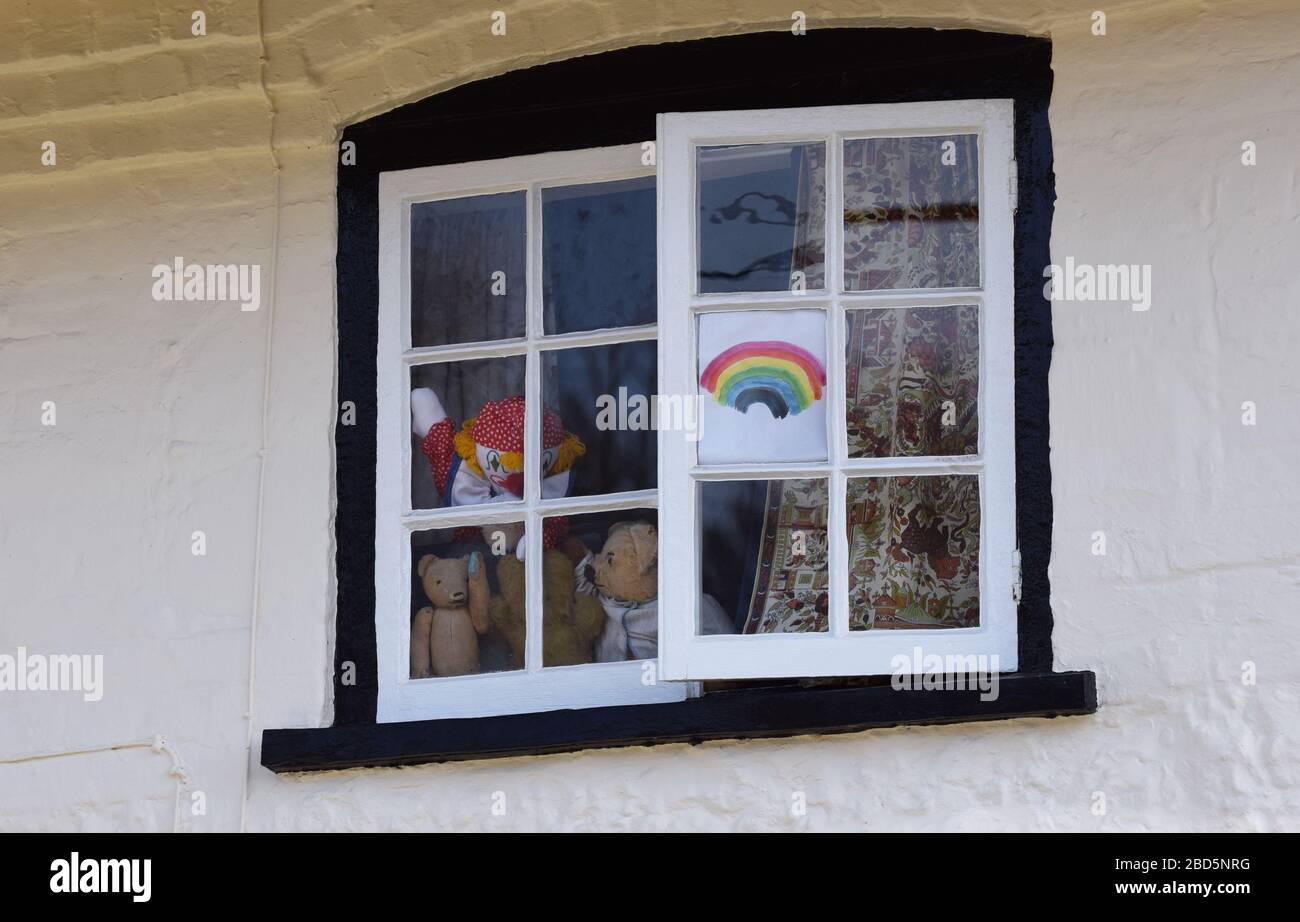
468;395;566;453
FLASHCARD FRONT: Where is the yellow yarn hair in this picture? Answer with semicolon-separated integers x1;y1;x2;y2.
553;432;586;473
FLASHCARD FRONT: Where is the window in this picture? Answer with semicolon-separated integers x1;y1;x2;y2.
377;145;690;721
658;100;1018;679
376;100;1015;720
260;29;1096;770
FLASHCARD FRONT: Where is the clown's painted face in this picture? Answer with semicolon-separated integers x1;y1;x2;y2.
475;443;521;497
475;444;560;498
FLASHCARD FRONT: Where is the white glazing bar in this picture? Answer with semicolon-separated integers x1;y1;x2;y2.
690;463;835;480
537;489;659;515
524;181;544;674
536;324;657;350
837;289;984;305
826;131;848;640
401;363;413;517
401;200;413;352
689;289;834;307
406;489;664;529
400;201;415;519
840;455;984;475
689;294;835;312
403;339;527;364
535;165;656;191
402;504;528;531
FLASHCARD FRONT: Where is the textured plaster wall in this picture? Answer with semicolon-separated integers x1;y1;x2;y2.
1;0;1297;832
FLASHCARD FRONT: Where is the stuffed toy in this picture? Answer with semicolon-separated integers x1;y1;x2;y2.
575;521;733;662
410;551;490;678
412;388;585;556
489;544;606;668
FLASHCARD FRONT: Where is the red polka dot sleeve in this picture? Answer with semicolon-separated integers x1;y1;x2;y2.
419;418;455;497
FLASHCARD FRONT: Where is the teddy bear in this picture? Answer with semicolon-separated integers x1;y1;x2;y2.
573;521;734;662
410;551;490;678
411;388;585;557
489;544;607;668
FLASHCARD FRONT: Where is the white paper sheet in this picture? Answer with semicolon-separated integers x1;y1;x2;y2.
696;309;828;465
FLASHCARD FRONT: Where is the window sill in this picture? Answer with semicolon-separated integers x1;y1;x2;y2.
261;670;1095;773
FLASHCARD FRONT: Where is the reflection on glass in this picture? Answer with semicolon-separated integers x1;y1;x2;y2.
845;305;979;458
544;509;658;665
410;525;523;678
410;192;526;347
541;340;655;497
843;135;980;291
847;475;979;630
543;177;656;334
410;356;527;510
697;143;826;294
699;479;829;635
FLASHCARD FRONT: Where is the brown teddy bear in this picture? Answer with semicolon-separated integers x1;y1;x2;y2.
490;546;606;668
574;521;733;662
410;551;490;678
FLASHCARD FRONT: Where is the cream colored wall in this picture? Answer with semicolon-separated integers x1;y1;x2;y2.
1;0;1296;832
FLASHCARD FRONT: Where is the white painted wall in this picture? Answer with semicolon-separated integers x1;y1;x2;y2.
1;0;1296;832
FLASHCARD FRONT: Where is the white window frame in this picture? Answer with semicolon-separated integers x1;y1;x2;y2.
657;100;1019;680
376;144;691;722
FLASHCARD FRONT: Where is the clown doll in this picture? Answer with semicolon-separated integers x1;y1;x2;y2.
411;388;585;557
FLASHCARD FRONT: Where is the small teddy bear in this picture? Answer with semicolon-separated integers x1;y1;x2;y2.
489;547;606;668
574;521;733;662
410;551;490;678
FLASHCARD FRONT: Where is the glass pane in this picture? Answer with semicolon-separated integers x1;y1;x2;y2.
410;192;526;347
846;475;979;630
699;479;829;635
845;305;979;458
545;509;658;665
696;309;828;465
541;341;656;497
543;177;656;334
410;356;526;510
843;135;979;291
410;525;523;678
697;142;826;293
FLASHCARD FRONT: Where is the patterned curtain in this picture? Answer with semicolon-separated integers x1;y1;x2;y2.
742;137;983;634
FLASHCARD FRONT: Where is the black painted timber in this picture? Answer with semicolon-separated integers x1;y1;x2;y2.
264;671;1095;772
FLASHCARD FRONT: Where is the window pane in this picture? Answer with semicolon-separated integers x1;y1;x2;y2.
700;478;829;635
847;475;979;630
410;356;526;510
543;177;656;334
696;309;828;465
410;192;526;347
845;305;979;458
545;509;657;665
541;341;656;497
843;135;979;291
410;525;523;678
697;142;826;293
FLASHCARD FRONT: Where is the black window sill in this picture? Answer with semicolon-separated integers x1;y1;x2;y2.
261;670;1095;773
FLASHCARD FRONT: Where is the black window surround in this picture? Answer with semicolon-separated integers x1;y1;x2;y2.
262;27;1096;773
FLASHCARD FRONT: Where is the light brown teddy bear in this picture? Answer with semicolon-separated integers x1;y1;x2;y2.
410;551;490;678
574;521;733;662
490;546;606;668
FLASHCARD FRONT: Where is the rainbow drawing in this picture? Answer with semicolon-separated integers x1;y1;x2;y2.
699;340;827;419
